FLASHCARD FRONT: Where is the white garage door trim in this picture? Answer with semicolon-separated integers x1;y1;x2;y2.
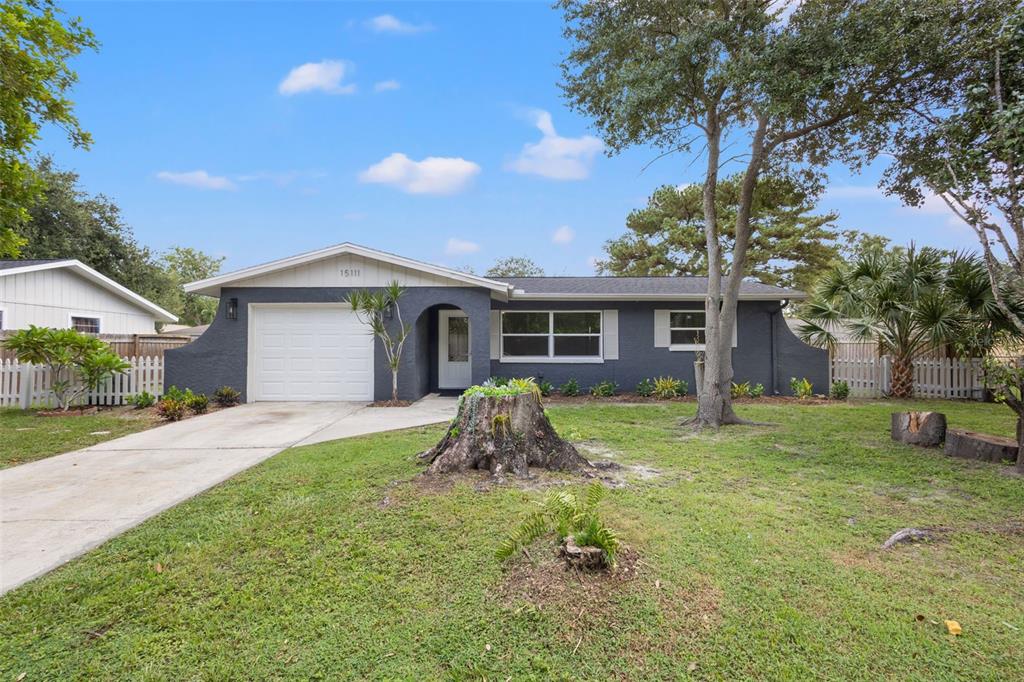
246;303;374;402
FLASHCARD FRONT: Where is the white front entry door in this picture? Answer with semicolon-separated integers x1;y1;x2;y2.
438;310;471;390
250;304;374;401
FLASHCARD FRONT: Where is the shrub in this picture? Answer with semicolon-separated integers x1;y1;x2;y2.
163;385;187;402
537;379;553;397
590;380;618;397
156;397;187;422
560;378;580;396
127;391;156;409
635;378;655;397
790;376;814;399
484;376;510;388
830;380;850;400
751;382;765;398
496;481;619;567
213;386;241;407
730;381;752;399
187;393;209;414
652;376;684;399
463;377;538;399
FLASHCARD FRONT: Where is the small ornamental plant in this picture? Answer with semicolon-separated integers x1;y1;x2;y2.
830;380;850;400
590;380;618;397
652;376;684;399
213;386;241;406
791;377;814;399
635;378;655;397
560;377;581;396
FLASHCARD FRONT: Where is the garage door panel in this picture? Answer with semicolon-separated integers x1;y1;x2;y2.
251;305;374;401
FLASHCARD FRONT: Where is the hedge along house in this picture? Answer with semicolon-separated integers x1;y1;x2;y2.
165;243;827;402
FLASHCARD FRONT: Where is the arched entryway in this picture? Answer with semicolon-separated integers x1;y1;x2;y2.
414;303;473;394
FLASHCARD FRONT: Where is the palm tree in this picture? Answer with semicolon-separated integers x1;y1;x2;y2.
798;245;1006;398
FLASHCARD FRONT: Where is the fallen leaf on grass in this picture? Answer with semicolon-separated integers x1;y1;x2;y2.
945;620;962;636
154;562;163;574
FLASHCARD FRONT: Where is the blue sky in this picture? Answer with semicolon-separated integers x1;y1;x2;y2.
36;1;977;275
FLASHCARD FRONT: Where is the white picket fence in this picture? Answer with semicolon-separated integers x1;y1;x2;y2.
0;356;164;409
829;343;986;399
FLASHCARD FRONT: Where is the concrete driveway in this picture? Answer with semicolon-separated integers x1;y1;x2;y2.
0;395;455;595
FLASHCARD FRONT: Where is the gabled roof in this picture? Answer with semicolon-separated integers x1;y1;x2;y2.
184;242;513;297
506;276;805;300
0;259;178;322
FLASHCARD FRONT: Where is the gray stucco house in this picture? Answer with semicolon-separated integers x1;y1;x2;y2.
165;243;827;402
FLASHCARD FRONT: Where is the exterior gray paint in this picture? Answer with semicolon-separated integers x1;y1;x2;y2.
166;286;828;401
164;286;492;402
491;299;828;396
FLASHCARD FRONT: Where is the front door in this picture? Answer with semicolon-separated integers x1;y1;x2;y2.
438;310;471;389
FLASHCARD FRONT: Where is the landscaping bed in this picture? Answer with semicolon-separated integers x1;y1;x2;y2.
1;399;1022;679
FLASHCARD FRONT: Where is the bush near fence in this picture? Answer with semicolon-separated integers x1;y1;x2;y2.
0;356;164;409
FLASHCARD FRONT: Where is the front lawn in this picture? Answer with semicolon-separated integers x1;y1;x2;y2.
0;408;158;469
1;400;1022;679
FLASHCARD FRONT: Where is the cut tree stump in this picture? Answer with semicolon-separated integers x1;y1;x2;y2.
891;411;946;447
560;536;607;570
944;429;1020;464
420;390;591;477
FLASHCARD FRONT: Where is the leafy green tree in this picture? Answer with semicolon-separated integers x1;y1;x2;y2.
160;247;224;327
597;174;882;291
485;256;544;278
1;0;97;255
18;159;176;310
346;282;411;402
797;245;1019;398
559;0;996;427
883;7;1023;335
3;326;129;411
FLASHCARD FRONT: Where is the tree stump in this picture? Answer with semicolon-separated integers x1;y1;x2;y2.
944;429;1020;464
560;536;608;570
421;391;590;477
891;411;946;447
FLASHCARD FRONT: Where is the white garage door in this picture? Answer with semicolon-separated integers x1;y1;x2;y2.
250;304;373;401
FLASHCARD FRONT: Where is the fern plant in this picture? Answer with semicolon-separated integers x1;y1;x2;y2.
496;481;620;567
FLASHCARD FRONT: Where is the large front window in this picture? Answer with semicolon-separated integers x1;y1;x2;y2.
670;310;705;347
501;311;601;359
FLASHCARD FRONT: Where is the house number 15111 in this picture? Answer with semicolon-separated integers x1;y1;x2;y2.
340;268;361;278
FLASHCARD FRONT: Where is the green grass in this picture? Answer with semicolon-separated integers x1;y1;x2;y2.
1;400;1022;680
0;408;155;469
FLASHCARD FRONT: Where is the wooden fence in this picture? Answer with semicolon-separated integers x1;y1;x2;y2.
0;356;164;409
0;333;191;361
829;342;995;399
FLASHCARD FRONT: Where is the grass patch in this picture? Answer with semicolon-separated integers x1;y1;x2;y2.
1;400;1022;679
0;408;156;469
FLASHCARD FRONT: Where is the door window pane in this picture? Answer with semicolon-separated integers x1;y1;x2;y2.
554;336;600;356
502;312;549;334
503;336;549;356
447;316;469;361
553;312;601;334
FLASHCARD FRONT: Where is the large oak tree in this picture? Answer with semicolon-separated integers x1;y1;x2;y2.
559;0;999;427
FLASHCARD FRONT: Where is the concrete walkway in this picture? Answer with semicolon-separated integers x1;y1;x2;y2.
0;395;455;595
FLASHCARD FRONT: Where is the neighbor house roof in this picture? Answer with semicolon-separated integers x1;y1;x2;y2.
183;242;805;301
505;276;805;301
0;259;178;322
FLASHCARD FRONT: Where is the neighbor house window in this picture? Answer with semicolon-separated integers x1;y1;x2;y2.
501;311;601;359
670;310;705;347
70;316;101;334
0;309;4;330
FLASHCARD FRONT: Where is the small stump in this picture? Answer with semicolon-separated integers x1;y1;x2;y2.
560;536;608;571
421;389;590;477
944;429;1020;464
891;411;946;447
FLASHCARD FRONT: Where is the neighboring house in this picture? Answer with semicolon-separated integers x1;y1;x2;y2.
166;243;826;402
0;259;177;334
160;324;210;338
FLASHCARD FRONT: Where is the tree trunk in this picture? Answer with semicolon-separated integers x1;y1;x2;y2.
421;392;590;477
695;112;725;428
1017;415;1024;474
890;356;914;398
391;369;399;402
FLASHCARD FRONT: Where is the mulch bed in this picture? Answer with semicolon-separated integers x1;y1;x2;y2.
368;399;413;408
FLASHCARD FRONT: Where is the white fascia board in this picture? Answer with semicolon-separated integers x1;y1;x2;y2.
508;292;805;301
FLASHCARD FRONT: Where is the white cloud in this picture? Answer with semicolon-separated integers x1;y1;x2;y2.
358;152;481;195
445;238;480;256
552;225;575;245
367;14;432;34
156;170;236;191
374;79;401;92
278;60;356;95
506;109;604;180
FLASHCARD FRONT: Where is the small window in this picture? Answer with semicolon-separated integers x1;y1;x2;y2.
669;310;705;347
71;316;101;334
501;311;602;359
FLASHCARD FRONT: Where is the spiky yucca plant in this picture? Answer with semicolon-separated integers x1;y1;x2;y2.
496;481;620;566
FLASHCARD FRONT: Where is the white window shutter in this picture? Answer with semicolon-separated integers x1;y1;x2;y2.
490;310;500;360
654;309;670;347
602;310;619;360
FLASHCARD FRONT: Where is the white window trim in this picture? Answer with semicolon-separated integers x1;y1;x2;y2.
0;306;5;331
667;309;737;351
499;310;604;364
68;313;102;334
